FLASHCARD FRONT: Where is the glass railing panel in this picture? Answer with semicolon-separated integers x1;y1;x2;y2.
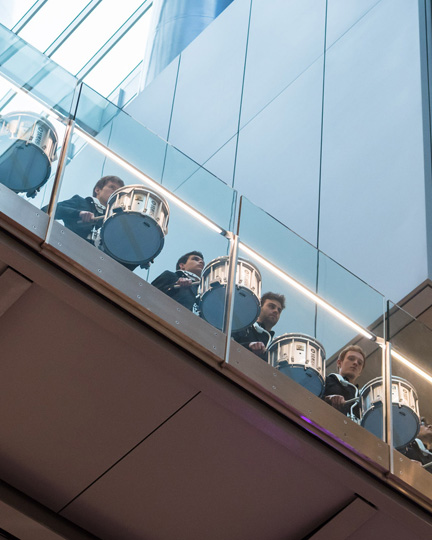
0;75;73;236
46;125;232;354
388;302;432;497
0;24;78;117
230;196;387;458
74;83;237;232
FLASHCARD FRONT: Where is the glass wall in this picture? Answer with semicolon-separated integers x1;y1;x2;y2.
229;196;387;455
3;13;432;507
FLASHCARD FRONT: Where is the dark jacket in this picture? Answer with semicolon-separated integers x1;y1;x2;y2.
151;270;199;312
232;322;274;361
401;439;432;472
43;195;103;240
323;373;360;417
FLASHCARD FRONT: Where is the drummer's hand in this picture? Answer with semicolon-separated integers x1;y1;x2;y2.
325;394;346;410
249;341;266;354
176;277;193;287
79;211;95;222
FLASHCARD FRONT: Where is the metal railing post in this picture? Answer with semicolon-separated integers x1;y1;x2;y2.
222;231;239;365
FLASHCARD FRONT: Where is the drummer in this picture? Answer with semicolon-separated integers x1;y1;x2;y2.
400;417;432;472
151;251;204;313
44;175;124;242
323;345;365;417
232;292;285;360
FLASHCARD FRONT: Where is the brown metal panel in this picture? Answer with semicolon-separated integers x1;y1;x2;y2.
43;222;226;364
0;283;201;512
0;267;32;317
390;449;432;508
308;497;376;539
0;184;48;247
60;393;355;540
226;341;390;473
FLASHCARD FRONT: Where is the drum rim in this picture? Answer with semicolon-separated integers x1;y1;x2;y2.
269;333;326;353
361;403;420;448
101;230;165;265
107;184;170;212
0;110;58;137
360;375;419;397
273;361;325;380
202;255;262;278
0;140;52;193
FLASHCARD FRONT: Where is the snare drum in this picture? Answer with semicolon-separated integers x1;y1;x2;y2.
268;334;326;397
100;185;169;265
199;257;261;332
0;112;58;195
360;376;420;448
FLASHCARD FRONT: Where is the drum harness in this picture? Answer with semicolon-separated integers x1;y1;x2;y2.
329;373;360;417
88;198;106;242
252;321;274;351
181;270;201;315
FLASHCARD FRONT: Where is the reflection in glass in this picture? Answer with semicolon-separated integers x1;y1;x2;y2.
0;76;69;210
52;130;232;339
233;195;388;446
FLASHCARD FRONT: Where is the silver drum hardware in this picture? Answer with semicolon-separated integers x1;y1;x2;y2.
0;112;58;196
268;333;326;397
100;185;169;266
199;256;261;332
360;376;420;448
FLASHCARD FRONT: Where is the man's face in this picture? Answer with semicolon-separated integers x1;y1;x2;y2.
337;350;364;383
257;299;283;330
179;254;204;277
94;181;122;206
419;419;432;446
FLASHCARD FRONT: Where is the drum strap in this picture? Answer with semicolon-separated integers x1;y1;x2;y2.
92;197;106;214
416;439;432;457
252;322;274;349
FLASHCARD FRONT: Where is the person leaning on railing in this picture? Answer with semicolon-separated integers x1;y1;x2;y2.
151;251;204;313
322;345;366;418
232;292;285;361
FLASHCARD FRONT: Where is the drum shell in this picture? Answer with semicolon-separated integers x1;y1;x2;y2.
268;333;326;397
200;256;261;296
360;376;420;448
0;112;58;193
100;185;169;265
0;112;58;162
199;256;261;332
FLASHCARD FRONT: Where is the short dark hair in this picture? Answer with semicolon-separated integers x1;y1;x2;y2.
92;175;124;196
338;345;366;367
261;292;286;310
176;251;204;270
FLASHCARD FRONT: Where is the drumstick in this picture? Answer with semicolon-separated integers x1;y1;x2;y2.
344;397;361;406
422;461;432;470
77;215;105;224
171;280;201;289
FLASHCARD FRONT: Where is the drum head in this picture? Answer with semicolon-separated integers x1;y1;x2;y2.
276;362;324;397
361;403;419;448
0;139;51;193
200;286;260;332
101;212;164;265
